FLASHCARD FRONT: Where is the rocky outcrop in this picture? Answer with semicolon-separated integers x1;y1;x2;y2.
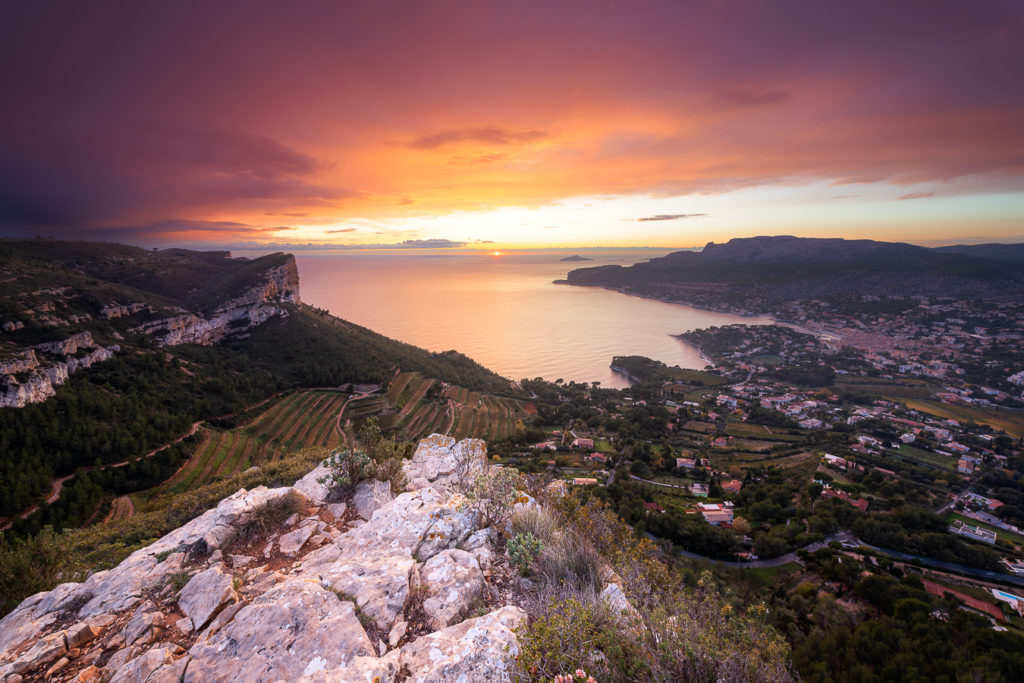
403;433;488;492
0;436;528;682
0;339;118;408
128;259;300;347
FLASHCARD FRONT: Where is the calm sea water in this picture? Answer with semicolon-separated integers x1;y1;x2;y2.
289;251;772;389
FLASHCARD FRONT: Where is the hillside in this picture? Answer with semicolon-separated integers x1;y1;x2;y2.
0;240;513;534
0;434;791;682
560;236;1024;315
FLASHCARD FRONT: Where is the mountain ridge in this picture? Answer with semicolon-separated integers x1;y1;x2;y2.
560;235;1024;314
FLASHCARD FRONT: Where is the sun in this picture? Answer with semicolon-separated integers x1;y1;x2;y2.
491;251;503;256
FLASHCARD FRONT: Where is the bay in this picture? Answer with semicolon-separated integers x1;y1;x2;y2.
290;250;772;389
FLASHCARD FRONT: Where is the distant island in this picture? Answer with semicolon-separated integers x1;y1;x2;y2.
559;254;593;262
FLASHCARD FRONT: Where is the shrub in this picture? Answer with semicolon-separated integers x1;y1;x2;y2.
226;490;304;548
510;506;559;544
464;467;524;529
515;597;617;681
318;417;410;497
0;526;83;615
508;532;544;575
533;532;604;597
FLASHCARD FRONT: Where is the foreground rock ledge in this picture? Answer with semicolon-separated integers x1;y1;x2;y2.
0;435;525;683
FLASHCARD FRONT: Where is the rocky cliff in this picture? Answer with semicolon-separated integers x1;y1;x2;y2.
127;258;300;347
0;334;119;408
0;256;300;408
0;435;552;682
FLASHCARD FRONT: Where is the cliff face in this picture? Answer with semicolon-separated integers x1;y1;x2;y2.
0;436;536;683
0;256;300;408
128;258;301;347
0;334;119;409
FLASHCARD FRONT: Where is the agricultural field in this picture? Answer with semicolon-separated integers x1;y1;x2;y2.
159;389;347;494
710;449;819;478
724;421;804;441
380;372;533;442
900;398;1024;439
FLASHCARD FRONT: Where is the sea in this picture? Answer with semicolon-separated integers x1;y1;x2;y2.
269;250;771;389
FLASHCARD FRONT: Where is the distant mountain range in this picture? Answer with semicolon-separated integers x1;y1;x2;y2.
559;235;1024;314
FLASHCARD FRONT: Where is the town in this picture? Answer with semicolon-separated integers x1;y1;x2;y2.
486;303;1024;634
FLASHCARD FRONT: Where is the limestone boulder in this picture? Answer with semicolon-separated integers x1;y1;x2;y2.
302;548;415;633
292;460;334;505
109;647;172;683
420;549;486;630
178;565;237;631
400;606;526;683
600;582;641;624
298;486;481;632
403;435;488;492
298;649;402;683
353;479;393;520
278;524;316;555
0;630;66;678
184;579;374;682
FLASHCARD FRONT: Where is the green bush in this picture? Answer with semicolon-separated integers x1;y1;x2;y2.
508;532;543;575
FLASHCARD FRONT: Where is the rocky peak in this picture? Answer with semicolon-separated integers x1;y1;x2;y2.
0;435;535;682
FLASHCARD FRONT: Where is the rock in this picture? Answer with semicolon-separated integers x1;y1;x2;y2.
208;549;223;564
76;665;101;681
353;479;394;520
303;548;415;633
278;524;316;555
123;608;156;647
299;486;480;632
298;649;402;683
387;620;407;648
327;503;347;520
420;549;486;630
403;435;488;493
184;580;374;682
109;647;172;683
229;553;254;568
600;582;640;623
0;486;292;627
401;606;526;683
66;621;103;649
204;599;246;638
45;656;69;677
293;460;334;505
174;617;193;635
178;565;237;631
283;513;300;527
102;645;138;675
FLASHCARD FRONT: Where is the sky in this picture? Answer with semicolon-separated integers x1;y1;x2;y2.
1;0;1023;251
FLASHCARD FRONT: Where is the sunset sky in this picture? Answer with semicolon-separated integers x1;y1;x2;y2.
1;1;1023;251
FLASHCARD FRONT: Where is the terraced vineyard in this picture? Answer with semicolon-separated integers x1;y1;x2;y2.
342;371;534;443
159;389;348;494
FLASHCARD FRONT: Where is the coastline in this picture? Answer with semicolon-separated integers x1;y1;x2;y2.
671;336;715;368
552;279;768;319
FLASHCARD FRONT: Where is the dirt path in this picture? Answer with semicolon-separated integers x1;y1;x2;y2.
103;495;135;524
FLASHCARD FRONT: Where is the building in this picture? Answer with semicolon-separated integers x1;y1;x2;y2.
690;482;709;497
573;437;594;449
948;520;996;544
571;477;598;486
698;503;734;527
722;479;743;494
821;486;869;512
676;457;696;469
957;459;974;475
1000;559;1024;577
